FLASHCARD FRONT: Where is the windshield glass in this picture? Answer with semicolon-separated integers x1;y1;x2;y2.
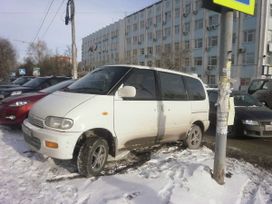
234;94;262;107
64;66;130;95
248;80;265;92
12;77;30;85
40;80;74;93
23;78;47;88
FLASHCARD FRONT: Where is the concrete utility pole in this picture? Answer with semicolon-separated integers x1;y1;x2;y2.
65;0;78;79
213;9;233;185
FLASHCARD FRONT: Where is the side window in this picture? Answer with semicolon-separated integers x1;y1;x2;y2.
123;69;156;100
159;72;187;100
40;81;50;89
184;76;206;100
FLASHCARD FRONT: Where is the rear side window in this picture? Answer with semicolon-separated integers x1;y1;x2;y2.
123;69;156;100
183;76;206;100
159;72;187;100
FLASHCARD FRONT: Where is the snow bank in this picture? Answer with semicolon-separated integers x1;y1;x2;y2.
0;126;271;204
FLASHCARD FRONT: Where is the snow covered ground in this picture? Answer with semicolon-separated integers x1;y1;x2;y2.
0;126;271;204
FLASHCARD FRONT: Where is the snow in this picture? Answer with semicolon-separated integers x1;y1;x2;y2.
0;126;271;204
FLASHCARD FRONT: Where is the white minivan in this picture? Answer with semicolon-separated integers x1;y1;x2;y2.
22;65;209;177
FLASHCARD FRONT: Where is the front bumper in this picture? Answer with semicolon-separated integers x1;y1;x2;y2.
243;124;272;138
22;119;81;159
0;104;27;125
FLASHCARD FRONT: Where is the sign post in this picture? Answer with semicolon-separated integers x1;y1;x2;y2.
202;0;255;184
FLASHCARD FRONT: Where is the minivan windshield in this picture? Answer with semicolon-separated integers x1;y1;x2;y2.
64;66;130;95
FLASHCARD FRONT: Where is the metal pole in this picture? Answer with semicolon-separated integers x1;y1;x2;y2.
70;0;78;79
213;9;233;185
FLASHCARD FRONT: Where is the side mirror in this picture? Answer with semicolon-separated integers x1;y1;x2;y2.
117;86;136;98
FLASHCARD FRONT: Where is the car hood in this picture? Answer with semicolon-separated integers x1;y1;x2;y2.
236;106;272;121
29;91;96;119
1;92;46;104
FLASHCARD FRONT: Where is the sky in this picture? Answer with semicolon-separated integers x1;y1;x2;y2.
0;0;158;63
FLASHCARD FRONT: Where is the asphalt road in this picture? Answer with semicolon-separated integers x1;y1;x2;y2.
204;128;272;170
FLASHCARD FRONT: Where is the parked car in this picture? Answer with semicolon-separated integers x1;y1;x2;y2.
208;89;272;138
22;65;210;177
0;76;34;89
0;79;75;126
248;78;272;109
0;76;70;100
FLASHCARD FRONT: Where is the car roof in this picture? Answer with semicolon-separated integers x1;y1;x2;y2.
102;64;201;81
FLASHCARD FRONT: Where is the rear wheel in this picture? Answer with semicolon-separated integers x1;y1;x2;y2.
184;124;203;149
77;137;109;177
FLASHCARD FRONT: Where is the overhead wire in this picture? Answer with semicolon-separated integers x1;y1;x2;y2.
32;0;56;43
41;0;66;39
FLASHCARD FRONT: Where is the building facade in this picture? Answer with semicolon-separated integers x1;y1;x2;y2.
82;0;272;89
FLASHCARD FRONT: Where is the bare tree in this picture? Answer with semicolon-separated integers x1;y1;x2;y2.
0;37;17;81
158;46;192;72
26;40;49;65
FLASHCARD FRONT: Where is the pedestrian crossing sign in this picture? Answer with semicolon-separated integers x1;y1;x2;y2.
213;0;255;15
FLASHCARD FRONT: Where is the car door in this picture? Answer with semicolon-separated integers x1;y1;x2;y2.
114;69;159;149
157;72;191;142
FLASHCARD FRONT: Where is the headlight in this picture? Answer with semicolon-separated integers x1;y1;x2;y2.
11;91;22;96
9;101;28;107
242;120;259;126
45;116;73;130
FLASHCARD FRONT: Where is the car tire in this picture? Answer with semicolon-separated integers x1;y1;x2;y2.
184;124;203;149
77;137;109;177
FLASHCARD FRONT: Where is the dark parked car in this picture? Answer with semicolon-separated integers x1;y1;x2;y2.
248;78;272;109
0;79;75;126
0;76;70;100
208;89;272;138
0;76;34;89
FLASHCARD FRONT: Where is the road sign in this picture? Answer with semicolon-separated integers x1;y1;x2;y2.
213;0;255;15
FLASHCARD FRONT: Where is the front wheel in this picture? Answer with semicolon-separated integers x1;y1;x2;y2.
77;137;109;177
184;124;203;149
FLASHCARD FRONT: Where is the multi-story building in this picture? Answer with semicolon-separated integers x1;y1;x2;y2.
82;0;272;89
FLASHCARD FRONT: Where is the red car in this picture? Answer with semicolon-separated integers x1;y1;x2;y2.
0;80;74;126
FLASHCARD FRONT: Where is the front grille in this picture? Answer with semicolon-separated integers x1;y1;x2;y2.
28;115;44;128
24;134;41;150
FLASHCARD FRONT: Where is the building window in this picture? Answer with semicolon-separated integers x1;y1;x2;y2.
156;30;162;40
147;61;153;66
208;36;218;47
165;11;172;23
195;38;203;48
147;18;152;28
209;15;219;26
243;52;255;64
244;30;256;43
207;75;216;85
185;3;191;15
184;22;190;32
156;15;161;24
232;33;236;44
195;19;203;30
139;34;144;42
164;44;172;53
175;8;180;18
156;45;161;54
164;27;171;37
175;42;180;51
140;20;145;29
185;57;190;66
133;23;138;32
147;47;153;55
208;56;217;65
184;40;190;49
126;37;132;45
141;48;145;55
270;4;272;16
175;25;180;35
133;49;137;56
148;32;153;40
194;57;202;66
133;36;138;45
